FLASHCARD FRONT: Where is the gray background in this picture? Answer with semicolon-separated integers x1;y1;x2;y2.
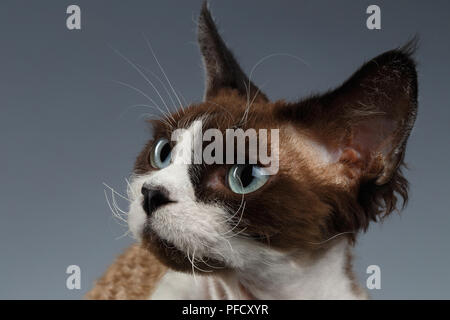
0;0;449;299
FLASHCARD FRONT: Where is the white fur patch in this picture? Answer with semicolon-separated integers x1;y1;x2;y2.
150;271;209;299
127;122;237;265
149;239;366;299
285;125;341;165
232;239;364;299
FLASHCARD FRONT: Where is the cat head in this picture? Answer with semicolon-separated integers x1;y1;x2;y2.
127;3;418;273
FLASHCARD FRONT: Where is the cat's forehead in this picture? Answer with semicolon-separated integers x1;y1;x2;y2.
151;93;284;136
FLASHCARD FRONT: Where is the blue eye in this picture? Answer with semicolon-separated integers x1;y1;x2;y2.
150;138;172;169
227;164;270;194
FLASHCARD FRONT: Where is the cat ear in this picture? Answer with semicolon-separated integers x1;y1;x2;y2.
197;2;268;102
285;42;418;185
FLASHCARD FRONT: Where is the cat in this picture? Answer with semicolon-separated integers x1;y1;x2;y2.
87;2;418;299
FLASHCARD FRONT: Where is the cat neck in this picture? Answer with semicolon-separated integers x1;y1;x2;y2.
221;238;367;299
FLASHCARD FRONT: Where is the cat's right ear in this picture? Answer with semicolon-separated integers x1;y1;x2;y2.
197;2;267;102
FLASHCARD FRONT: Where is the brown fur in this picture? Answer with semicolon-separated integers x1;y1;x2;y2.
87;2;417;298
85;244;166;300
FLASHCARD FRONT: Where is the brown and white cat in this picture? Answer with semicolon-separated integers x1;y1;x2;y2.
87;2;418;300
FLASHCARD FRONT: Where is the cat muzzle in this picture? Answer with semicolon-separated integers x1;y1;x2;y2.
141;184;173;216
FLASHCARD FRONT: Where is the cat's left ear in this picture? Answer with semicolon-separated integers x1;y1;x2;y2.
197;2;267;102
283;42;418;186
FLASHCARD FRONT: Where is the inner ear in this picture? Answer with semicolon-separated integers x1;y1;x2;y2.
281;42;418;185
332;116;397;181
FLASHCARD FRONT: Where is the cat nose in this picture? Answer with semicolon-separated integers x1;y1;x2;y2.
141;184;173;216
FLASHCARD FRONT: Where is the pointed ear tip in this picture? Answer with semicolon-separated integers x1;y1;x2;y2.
197;1;214;35
399;36;419;56
373;37;419;72
370;39;419;84
391;37;419;72
199;1;211;22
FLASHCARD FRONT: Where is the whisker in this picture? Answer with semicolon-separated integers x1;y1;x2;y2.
224;226;248;239
177;90;189;109
104;190;128;225
307;232;356;246
192;248;213;273
240;52;311;126
203;100;234;124
125;177;137;199
111;80;175;126
117;103;173;127
240;80;268;126
223;202;246;236
137;110;173;128
115;230;132;240
136;62;178;112
110;46;176;124
143;35;185;115
225;194;245;223
186;248;198;284
103;182;130;202
110;189;128;216
196;239;228;263
222;236;235;255
224;176;245;224
247;52;311;92
197;256;224;270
